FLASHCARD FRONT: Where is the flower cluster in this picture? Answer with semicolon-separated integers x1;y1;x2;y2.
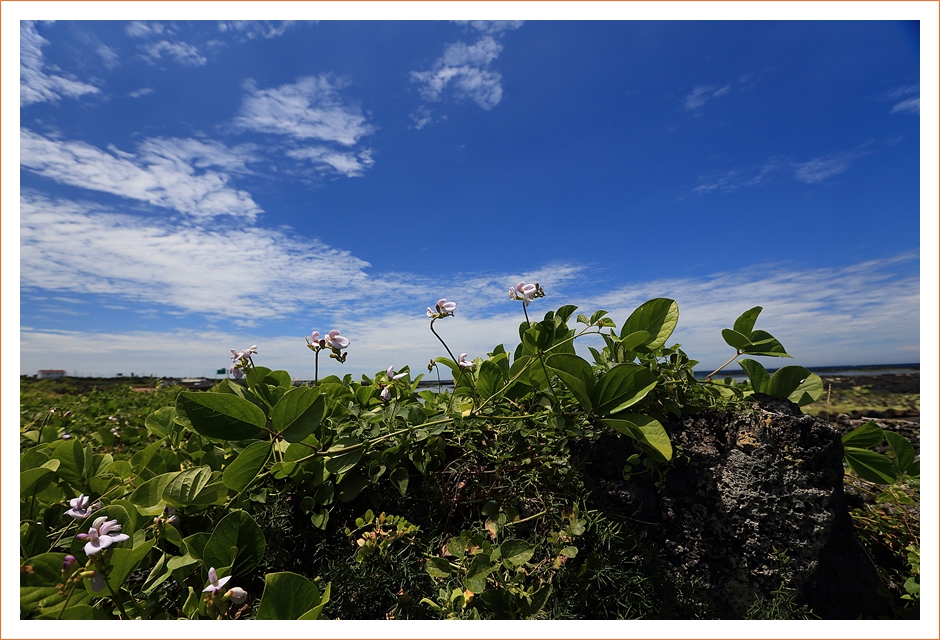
229;345;258;379
509;281;544;306
426;298;457;320
75;516;129;556
306;329;350;363
380;365;408;401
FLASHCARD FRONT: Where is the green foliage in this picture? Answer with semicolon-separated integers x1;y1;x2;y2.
20;295;911;620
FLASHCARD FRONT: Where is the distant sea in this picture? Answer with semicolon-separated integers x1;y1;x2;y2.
693;363;920;382
413;363;920;388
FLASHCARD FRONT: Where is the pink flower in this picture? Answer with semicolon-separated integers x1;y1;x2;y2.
509;281;540;306
427;298;457;319
458;353;475;369
226;586;249;605
65;494;92;519
380;386;391;401
75;516;129;556
386;365;407;381
325;330;349;350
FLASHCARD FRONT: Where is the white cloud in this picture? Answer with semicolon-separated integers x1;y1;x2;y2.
19;192;371;321
411;34;509;111
96;44;121;69
683;84;731;110
234;75;375;146
18;252;920;378
141;40;207;67
128;87;154;98
285;146;374;177
691;160;779;196
125;21;167;38
454;21;525;36
217;21;297;40
892;97;920;114
793;149;868;184
20;129;262;220
20;21;99;107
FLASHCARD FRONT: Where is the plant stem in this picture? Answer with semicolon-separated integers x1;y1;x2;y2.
705;350;743;382
429;318;472;408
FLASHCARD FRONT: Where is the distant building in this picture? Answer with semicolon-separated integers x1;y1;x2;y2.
37;370;67;379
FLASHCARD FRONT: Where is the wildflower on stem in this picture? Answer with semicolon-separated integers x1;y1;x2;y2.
75;516;129;556
229;345;257;379
203;567;232;594
65;494;92;519
427;298;457;319
509;281;544;306
458;353;475;370
325;329;349;350
387;365;407;381
226;586;249;605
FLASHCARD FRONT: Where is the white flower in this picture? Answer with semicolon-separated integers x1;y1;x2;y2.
202;567;232;594
64;494;92;519
226;586;249;605
458;353;475;369
509;281;539;306
380;386;391;401
386;365;407;381
325;330;349;350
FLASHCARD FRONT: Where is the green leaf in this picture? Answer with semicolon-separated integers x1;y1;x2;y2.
518;583;553;618
324;440;363;475
222;441;272;492
592;364;658;416
177;391;266;441
337;473;370;502
742;330;791;358
51;437;85;487
264;369;293;388
20;467;56;499
129;471;178;511
425;556;452;578
272;386;325;443
162;466;213;508
884;431;917;476
476;360;505;401
500;539;534;568
739;359;771;393
620;298;679;350
766;366;813;400
256;571;326;620
620;330;650;351
545;353;594;411
144;406;178;439
732;306;762;338
603;413;673;461
721;328;752;351
842;421;885;449
463;554;497;594
203;510;266;576
389;466;409;496
843;446;897;484
787;372;824;406
106;539;155;592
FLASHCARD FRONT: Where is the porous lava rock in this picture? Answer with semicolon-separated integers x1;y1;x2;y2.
575;395;889;619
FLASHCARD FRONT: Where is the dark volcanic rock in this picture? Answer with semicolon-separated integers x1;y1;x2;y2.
575;397;890;619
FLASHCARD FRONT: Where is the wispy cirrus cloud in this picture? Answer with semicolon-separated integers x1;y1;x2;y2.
217;21;297;41
20;21;99;107
885;84;919;114
410;21;523;119
125;21;208;67
232;75;376;177
683;84;731;110
20;129;262;220
793;148;870;184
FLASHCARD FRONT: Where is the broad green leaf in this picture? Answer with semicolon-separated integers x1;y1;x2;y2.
129;471;179;510
20;447;51;472
766;366;812;400
264;369;293;388
145;406;178;439
620;298;679;350
37;604;109;620
20;467;55;499
105;539;155;592
554;304;579;324
177;391;266;441
842;421;885;449
476;360;505;401
545;353;594;411
425;556;452;578
739;359;770;393
51;437;85;487
272;387;325;443
163;466;212;508
256;571;324;620
463;554;497;594
324;440;363;475
732;306;762;338
297;582;331;620
20;522;50;557
203;510;266;576
222;441;272;492
843;447;897;484
620;330;650;351
21;553;93;615
337;473;369;502
721;328;752;351
742;330;791;358
603;413;673;461
787;373;824;406
592;364;658;416
500;539;534;568
884;431;917;476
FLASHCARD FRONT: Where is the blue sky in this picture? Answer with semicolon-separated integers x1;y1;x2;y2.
6;4;937;381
